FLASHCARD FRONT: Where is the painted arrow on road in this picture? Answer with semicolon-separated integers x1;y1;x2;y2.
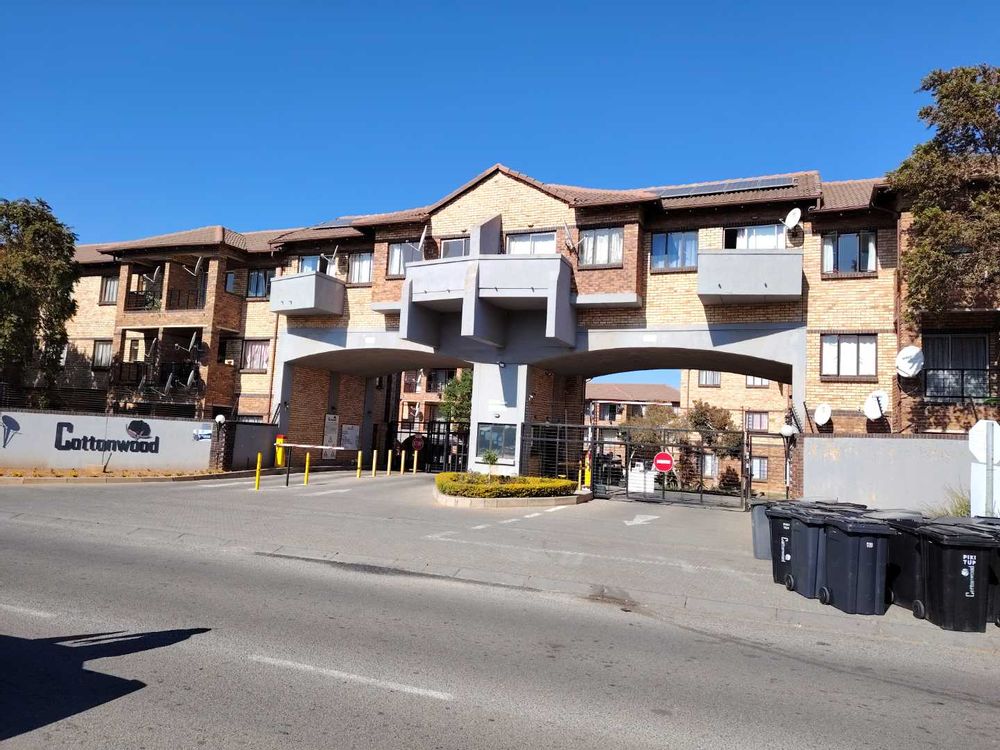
623;514;659;526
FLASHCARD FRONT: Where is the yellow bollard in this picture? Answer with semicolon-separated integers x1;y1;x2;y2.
584;456;592;488
304;452;311;486
371;450;378;478
386;450;393;476
400;450;406;476
577;465;583;492
275;435;285;467
412;451;418;474
254;451;262;491
356;450;362;479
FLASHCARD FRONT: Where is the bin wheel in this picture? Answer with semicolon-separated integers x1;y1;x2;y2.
784;574;795;591
818;587;831;605
912;600;926;620
995;614;1000;629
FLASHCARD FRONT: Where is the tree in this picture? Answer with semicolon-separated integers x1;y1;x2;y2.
685;400;742;458
888;64;1000;319
0;199;79;391
438;369;472;422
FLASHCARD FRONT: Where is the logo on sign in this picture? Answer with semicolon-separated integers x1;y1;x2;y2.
55;421;161;454
1;414;21;449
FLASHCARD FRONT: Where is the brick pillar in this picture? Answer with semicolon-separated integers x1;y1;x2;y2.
789;434;805;498
210;421;236;471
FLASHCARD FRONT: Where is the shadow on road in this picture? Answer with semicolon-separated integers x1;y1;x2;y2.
0;627;210;740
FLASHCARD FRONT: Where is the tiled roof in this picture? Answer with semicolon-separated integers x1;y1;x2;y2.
73;243;114;265
585;382;681;404
656;171;822;210
268;225;367;246
241;228;304;253
814;178;885;212
94;226;246;255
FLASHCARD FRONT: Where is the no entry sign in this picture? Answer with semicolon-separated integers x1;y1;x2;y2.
412;435;425;452
653;451;674;473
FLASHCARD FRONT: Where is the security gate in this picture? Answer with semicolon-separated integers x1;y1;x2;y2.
374;420;469;473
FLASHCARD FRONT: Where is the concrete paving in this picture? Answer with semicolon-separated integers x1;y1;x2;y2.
2;475;1000;747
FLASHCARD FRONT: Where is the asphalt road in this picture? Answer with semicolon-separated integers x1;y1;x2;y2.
3;509;1000;749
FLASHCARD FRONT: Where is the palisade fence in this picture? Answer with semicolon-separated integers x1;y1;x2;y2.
370;420;470;473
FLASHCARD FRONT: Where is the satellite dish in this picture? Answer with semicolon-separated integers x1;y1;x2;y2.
185;369;197;389
137;375;147;391
189;332;199;352
164;372;175;393
414;225;428;260
863;390;890;421
193;257;204;275
782;207;802;231
814;403;833;426
895;346;925;378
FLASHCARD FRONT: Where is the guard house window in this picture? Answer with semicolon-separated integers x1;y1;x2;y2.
745;411;769;432
247;269;274;299
924;333;989;399
299;255;329;274
99;275;119;305
579;227;624;267
702;453;718;478
241;340;270;372
224;271;238;293
822;231;876;273
506;231;556;255
698;370;721;387
387;241;422;277
441;238;470;258
348;252;372;284
750;456;769;482
476;423;517;462
91;340;113;370
821;334;877;377
724;224;786;250
651;231;698;270
746;375;770;388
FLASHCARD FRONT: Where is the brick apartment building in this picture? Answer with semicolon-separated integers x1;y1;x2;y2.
14;163;997;485
585;382;680;433
399;367;460;425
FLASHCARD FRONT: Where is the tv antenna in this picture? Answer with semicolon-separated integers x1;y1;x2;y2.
562;222;584;251
863;390;889;421
319;245;339;271
813;403;832;427
781;207;802;232
895;345;925;378
413;225;428;260
140;265;162;286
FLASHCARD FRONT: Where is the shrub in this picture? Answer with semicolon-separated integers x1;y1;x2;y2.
925;485;971;517
436;472;577;498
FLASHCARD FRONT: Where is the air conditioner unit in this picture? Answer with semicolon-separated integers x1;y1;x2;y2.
224;358;235;366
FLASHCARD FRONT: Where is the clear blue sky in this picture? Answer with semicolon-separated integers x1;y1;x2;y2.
3;1;996;388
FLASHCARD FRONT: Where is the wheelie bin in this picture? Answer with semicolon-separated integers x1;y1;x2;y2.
764;504;796;584
917;523;1000;632
883;516;927;610
817;515;894;615
750;499;773;560
784;505;834;598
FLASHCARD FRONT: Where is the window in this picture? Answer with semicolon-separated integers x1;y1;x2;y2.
299;255;329;274
651;231;698;270
403;370;421;393
822;231;876;274
598;403;618;422
426;368;456;393
702;453;718;478
224;271;238;294
476;423;517;462
441;238;470;258
241;340;270;372
750;456;769;482
821;334;877;377
348;252;373;284
247;269;274;298
99;275;119;305
745;411;769;432
724;224;786;250
924;334;989;399
238;415;264;423
746;375;770;388
627;404;645;419
698;370;721;387
506;231;556;255
128;339;140;362
579;227;624;267
387;241;422;276
91;340;113;370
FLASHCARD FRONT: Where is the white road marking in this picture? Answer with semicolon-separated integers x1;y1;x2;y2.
0;603;56;619
306;489;351;496
498;518;520;524
470;524;491;530
249;655;454;701
543;505;568;512
522;513;542;518
624;514;660;526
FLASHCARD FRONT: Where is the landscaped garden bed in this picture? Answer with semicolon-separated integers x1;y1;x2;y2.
433;472;590;508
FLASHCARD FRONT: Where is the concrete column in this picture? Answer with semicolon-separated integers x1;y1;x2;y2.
468;362;529;476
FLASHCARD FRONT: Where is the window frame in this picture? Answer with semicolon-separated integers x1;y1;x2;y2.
701;453;718;479
820;333;878;380
750;455;769;482
91;339;113;371
598;403;618;423
505;231;557;256
746;375;770;388
224;271;239;294
99;274;119;306
650;230;699;272
347;252;373;286
476;423;518;463
723;223;786;250
922;332;990;401
386;241;422;278
246;269;275;299
440;237;470;259
240;339;271;373
578;226;625;269
698;370;721;387
298;255;330;274
821;230;877;276
745;411;769;433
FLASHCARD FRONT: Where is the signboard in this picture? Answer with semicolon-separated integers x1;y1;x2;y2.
653;451;674;473
969;420;1000;465
340;424;360;451
322;414;340;460
970;419;1000;517
412;435;425;452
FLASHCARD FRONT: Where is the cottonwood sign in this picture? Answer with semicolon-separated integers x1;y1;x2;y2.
0;410;213;471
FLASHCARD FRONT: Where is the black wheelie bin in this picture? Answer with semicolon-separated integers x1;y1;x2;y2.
784;505;833;598
917;523;1000;632
882;515;927;611
817;514;894;615
764;504;796;585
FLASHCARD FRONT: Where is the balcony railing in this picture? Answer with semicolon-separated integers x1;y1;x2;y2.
166;289;206;310
111;361;147;387
124;290;161;312
110;361;201;391
924;368;991;400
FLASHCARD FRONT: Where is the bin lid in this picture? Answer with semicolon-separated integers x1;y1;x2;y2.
786;505;838;524
885;517;926;534
799;502;868;515
749;498;774;509
764;504;796;519
862;509;925;521
918;523;1000;547
826;514;895;535
973;516;1000;526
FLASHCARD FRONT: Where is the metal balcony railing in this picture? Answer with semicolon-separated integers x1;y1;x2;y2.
124;291;160;311
166;289;206;310
924;368;990;399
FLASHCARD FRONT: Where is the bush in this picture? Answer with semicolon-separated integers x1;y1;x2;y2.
925;485;971;517
436;472;578;498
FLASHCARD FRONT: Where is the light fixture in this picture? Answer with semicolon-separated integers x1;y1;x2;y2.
215;414;226;425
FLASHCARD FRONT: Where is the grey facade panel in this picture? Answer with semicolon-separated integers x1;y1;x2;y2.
697;250;803;304
270;272;346;316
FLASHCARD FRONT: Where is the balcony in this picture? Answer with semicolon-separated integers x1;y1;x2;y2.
124;291;160;312
270;272;345;316
165;289;206;311
697;249;803;304
400;254;575;348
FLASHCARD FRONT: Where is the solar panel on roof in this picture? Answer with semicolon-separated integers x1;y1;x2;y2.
311;217;354;229
659;176;796;199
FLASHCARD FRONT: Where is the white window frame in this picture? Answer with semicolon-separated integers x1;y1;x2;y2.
241;339;270;372
348;252;373;284
724;224;786;250
579;227;624;267
91;340;113;370
701;453;718;478
506;231;556;256
387;241;422;276
698;370;721;387
820;334;878;377
441;238;470;258
745;411;769;433
822;231;877;274
99;275;119;305
299;255;330;274
651;231;699;270
746;375;770;388
751;456;769;482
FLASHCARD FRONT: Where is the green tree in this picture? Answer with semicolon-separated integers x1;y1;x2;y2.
0;199;79;391
685;400;742;458
439;369;473;422
888;64;1000;319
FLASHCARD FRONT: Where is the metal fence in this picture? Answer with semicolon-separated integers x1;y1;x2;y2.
371;420;469;473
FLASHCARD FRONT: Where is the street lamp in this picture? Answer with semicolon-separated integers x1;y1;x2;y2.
779;424;798;500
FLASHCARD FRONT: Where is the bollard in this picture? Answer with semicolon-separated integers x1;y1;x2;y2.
254;451;262;491
400;450;406;476
356;450;362;479
584;456;592;488
304;452;311;486
577;464;583;492
285;448;292;487
412;451;418;474
371;450;378;478
275;435;285;467
386;450;393;476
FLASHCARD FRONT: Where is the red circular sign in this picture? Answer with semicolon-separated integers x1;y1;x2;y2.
412;435;425;451
653;452;674;473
